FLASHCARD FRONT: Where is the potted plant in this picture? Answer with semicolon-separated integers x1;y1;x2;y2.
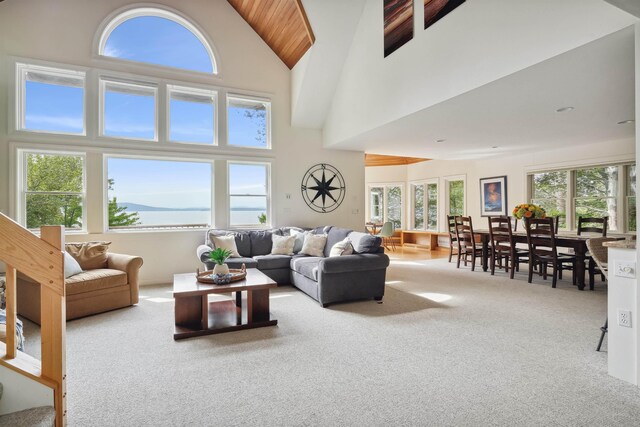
258;213;267;225
209;248;232;276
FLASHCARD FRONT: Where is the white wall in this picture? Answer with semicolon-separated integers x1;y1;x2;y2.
366;138;635;231
0;0;365;285
0;366;53;414
324;0;637;147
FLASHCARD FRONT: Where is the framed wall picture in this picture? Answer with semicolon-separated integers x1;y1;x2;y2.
479;176;507;216
384;0;414;57
424;0;466;30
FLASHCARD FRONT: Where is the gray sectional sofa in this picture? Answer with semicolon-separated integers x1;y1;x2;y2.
196;226;390;307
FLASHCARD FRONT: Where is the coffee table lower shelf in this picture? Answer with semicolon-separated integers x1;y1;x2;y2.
174;298;277;340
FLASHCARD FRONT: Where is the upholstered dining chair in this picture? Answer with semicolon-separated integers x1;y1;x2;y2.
446;215;458;263
524;217;577;288
586;237;617;351
454;216;483;271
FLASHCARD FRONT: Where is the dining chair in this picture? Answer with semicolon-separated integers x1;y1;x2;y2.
454;216;483;271
524;217;577;288
578;216;608;287
378;221;396;251
446;215;458;263
586;237;616;351
488;216;529;278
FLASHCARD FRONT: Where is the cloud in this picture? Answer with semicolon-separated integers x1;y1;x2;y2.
25;114;83;130
103;44;127;58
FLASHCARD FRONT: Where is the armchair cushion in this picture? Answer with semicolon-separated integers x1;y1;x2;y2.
65;269;127;295
66;241;111;270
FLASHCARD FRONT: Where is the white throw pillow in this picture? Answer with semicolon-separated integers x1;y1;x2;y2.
271;234;296;256
63;252;83;278
290;229;305;253
210;235;241;258
329;238;354;257
300;233;327;257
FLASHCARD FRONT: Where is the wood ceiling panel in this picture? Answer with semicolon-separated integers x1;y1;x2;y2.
228;0;315;69
365;154;431;167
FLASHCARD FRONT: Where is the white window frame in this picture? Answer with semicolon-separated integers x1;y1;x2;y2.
226;94;272;150
444;175;466;217
104;154;214;232
16;62;87;136
96;5;220;76
167;84;218;146
367;183;404;230
17;148;87;233
99;77;159;142
409;179;438;231
227;161;272;229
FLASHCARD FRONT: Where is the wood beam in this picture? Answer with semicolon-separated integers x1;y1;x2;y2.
365;154;431;167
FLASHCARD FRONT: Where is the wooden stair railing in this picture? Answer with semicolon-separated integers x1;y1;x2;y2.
0;213;66;426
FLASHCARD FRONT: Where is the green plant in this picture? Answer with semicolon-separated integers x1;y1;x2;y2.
209;248;232;265
258;213;267;225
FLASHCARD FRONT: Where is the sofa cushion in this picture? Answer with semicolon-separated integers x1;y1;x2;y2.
66;241;110;270
348;232;382;254
210;235;241;257
300;233;327;257
290;256;321;281
329;238;354;257
325;227;353;257
65;269;127;296
64;252;83;278
254;255;292;270
251;230;275;256
225;257;258;269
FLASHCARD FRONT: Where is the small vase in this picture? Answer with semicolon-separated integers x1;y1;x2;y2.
213;263;229;275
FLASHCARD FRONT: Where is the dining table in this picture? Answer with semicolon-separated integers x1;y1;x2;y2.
473;230;626;291
365;222;383;235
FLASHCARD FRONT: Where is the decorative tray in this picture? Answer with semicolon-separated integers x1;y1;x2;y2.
196;265;247;285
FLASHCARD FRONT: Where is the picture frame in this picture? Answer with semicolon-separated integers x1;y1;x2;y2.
479;176;507;216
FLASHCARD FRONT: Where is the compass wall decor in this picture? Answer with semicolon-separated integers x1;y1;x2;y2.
300;163;346;213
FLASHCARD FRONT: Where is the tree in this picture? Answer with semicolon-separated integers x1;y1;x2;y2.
26;154;84;229
243;104;267;146
108;179;140;227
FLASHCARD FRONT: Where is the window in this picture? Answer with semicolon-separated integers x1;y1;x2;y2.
168;85;216;145
447;179;465;216
368;185;403;229
17;63;85;135
575;166;618;231
100;8;217;74
21;151;85;231
411;181;438;231
528;163;636;232
228;163;270;227
531;171;568;229
627;165;636;232
106;157;212;230
227;96;270;148
101;79;157;140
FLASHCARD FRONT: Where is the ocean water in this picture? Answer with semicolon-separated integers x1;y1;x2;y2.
132;210;266;227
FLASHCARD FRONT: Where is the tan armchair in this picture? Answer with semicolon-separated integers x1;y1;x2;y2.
17;252;143;324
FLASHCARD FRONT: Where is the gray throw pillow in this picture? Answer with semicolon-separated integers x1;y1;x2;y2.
64;252;83;278
348;232;382;254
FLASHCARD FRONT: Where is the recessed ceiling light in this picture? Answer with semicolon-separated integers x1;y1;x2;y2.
556;107;574;113
491;146;499;149
617;120;635;125
436;139;446;143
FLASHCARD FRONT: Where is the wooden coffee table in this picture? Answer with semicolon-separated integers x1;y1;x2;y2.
173;268;278;340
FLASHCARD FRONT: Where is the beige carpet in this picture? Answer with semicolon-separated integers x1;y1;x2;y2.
22;258;640;426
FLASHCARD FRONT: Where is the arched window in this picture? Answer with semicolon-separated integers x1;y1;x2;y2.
99;7;217;75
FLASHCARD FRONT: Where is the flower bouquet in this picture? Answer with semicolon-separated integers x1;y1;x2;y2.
512;203;546;220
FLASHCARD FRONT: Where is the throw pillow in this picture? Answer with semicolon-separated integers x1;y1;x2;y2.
63;252;83;278
300;233;327;257
329;238;354;257
65;241;111;270
210;235;241;258
290;229;305;253
271;234;296;256
348;232;382;254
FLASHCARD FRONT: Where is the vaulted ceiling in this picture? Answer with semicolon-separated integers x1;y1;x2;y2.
227;0;315;69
